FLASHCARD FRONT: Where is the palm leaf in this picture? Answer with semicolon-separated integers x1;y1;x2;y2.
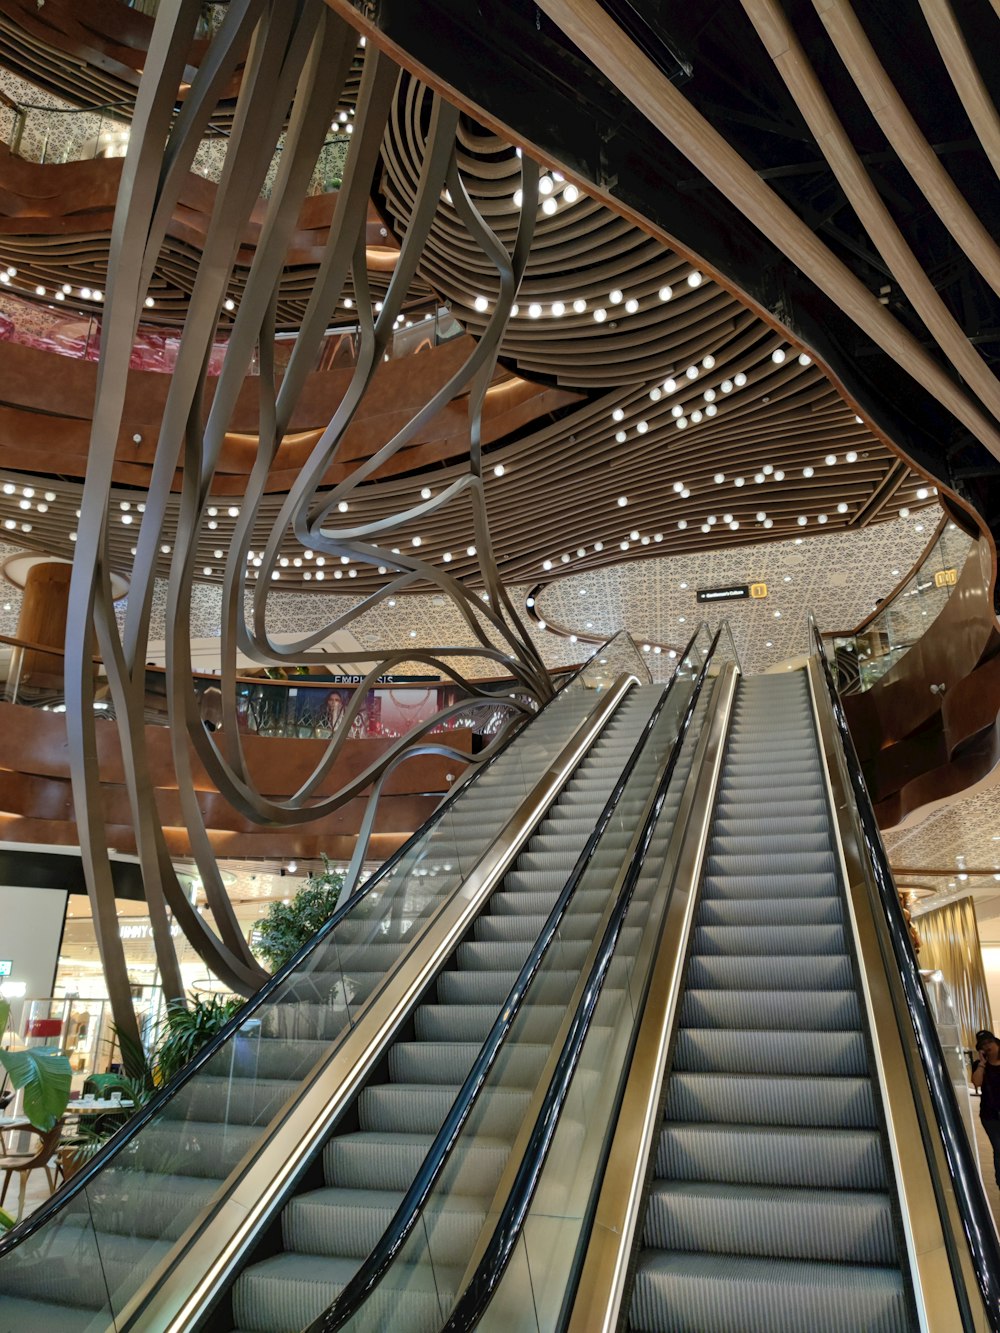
0;1046;71;1132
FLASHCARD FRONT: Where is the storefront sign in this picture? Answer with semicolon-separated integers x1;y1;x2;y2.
696;585;749;603
0;960;11;977
25;1017;62;1038
119;920;182;941
934;568;958;588
327;673;440;685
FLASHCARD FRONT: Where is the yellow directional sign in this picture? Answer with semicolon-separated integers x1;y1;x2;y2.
934;568;957;588
750;582;768;599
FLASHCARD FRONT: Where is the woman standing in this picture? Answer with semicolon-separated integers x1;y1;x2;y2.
973;1029;1000;1188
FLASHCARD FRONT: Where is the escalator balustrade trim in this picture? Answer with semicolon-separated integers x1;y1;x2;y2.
126;674;642;1333
436;658;726;1332
805;655;976;1332
564;661;738;1333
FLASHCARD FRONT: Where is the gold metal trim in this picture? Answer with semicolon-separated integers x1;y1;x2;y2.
114;672;639;1332
565;661;739;1333
806;657;986;1333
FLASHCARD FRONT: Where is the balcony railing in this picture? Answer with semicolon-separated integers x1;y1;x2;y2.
825;517;974;693
0;289;462;376
0;634;555;743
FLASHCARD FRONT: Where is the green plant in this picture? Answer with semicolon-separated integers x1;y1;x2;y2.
154;993;242;1085
65;1073;154;1168
0;1001;72;1132
252;857;345;972
0;1206;15;1232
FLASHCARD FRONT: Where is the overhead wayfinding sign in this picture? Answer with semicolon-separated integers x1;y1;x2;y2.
696;583;768;603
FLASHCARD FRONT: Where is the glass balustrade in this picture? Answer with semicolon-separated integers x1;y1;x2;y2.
319;625;718;1331
0;287;462;377
469;624;737;1333
827;520;974;693
0;636;580;746
0;632;651;1324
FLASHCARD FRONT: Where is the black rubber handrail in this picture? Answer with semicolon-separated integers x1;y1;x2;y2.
437;627;720;1331
811;620;1000;1331
307;623;710;1332
0;632;637;1259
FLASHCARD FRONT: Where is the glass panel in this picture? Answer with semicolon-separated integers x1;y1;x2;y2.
476;656;716;1331
332;635;711;1330
0;635;638;1323
826;522;973;693
921;969;979;1154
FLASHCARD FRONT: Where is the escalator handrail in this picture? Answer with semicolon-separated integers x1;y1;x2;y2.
438;627;721;1332
307;623;711;1332
811;620;1000;1329
0;630;639;1259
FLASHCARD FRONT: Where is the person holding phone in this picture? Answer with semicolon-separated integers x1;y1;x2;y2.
973;1029;1000;1188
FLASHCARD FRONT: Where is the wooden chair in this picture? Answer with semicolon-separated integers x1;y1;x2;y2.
0;1120;63;1221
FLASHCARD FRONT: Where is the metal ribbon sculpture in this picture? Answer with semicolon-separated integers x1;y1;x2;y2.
65;0;551;1054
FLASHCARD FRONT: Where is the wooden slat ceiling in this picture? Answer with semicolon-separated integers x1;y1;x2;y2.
343;0;999;579
0;23;938;593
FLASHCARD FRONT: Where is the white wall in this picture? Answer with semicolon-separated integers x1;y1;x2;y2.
0;885;67;1036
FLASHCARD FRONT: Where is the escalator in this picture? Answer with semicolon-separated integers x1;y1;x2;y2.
628;671;911;1330
372;639;999;1333
223;680;664;1331
7;628;994;1333
0;629;718;1331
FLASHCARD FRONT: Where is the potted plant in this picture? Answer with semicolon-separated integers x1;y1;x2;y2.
252;858;346;973
0;1000;72;1133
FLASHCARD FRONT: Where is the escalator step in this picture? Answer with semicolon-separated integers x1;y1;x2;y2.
389;1040;549;1086
475;911;602;943
643;1181;899;1264
712;815;830;837
665;1072;877;1129
678;988;861;1031
673;1028;869;1077
692;923;846;955
325;1131;509;1195
685;954;854;991
657;1123;888;1190
630;1251;909;1333
283;1186;486;1263
231;1252;463;1333
0;1229;173;1312
161;1075;300;1125
704;852;836;877
696;896;843;927
0;1298;95;1331
359;1082;531;1136
700;872;837;899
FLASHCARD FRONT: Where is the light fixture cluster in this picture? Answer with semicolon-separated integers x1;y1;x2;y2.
490;270;706;324
511;167;580;219
0;268;109;304
0;482;60;535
